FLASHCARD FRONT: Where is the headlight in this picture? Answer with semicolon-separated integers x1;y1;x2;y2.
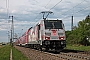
45;37;50;40
59;36;64;40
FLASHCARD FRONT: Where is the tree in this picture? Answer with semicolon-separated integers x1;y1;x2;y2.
66;15;90;46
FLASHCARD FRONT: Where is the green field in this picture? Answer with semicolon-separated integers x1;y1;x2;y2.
0;45;28;60
12;47;28;60
0;46;2;48
66;45;90;51
0;45;10;60
0;44;90;60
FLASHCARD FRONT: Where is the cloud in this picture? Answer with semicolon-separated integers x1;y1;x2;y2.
0;0;89;31
0;30;8;42
0;19;9;31
0;8;6;13
0;0;90;42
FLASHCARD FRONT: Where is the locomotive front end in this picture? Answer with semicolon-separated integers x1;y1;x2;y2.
42;20;66;51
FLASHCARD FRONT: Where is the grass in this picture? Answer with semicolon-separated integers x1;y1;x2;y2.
66;45;90;51
12;47;29;60
0;45;2;48
0;45;29;60
0;45;11;60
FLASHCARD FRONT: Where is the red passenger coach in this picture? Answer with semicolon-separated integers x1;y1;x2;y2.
16;28;31;47
25;28;31;47
15;39;20;46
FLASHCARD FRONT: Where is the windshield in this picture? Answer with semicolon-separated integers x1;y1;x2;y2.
44;20;63;29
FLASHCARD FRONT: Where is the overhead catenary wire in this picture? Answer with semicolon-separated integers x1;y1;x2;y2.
49;0;62;11
29;0;52;27
60;0;86;16
75;5;90;14
0;0;9;19
30;0;51;27
17;0;89;31
54;0;88;22
62;5;90;20
45;0;52;8
29;0;52;26
30;0;63;27
6;0;9;19
61;5;90;31
39;0;63;20
30;13;41;27
13;0;90;37
6;0;11;36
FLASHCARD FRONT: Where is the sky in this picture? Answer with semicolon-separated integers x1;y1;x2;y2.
0;0;90;42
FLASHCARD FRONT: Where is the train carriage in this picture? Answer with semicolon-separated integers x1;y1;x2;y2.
16;28;30;47
15;38;20;46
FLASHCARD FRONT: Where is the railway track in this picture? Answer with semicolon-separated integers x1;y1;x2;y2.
14;46;90;60
42;51;90;60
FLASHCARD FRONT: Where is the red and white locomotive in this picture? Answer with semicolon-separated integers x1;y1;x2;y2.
15;19;66;52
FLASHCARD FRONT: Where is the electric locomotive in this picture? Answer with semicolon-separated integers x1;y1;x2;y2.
28;19;66;52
